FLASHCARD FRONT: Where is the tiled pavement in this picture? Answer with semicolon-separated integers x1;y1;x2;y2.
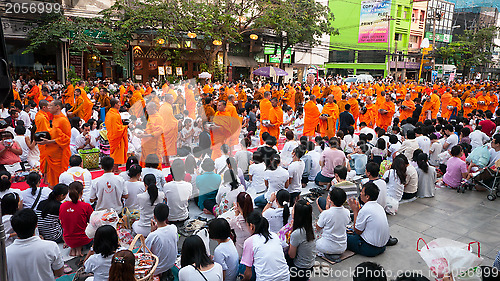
312;187;500;280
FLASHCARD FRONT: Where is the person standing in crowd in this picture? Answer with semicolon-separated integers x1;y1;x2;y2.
105;98;129;173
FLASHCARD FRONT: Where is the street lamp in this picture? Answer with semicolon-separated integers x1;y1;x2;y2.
187;32;197;39
418;38;430;82
213;40;222;46
250;34;258;40
157;38;165;45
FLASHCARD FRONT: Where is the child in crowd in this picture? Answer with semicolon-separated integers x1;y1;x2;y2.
208;218;239;281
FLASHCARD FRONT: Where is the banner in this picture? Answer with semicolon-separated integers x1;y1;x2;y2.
358;0;391;43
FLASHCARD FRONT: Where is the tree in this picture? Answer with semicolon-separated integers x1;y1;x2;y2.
438;27;498;78
255;0;336;69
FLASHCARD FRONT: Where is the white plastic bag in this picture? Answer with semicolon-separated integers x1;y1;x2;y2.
385;196;399;215
85;209;119;239
466;145;490;168
417;238;483;281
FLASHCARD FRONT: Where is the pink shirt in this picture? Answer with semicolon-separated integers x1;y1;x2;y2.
320;148;346;178
0;141;21;165
443;157;467;188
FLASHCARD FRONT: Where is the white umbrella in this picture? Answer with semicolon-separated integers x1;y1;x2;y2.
198;72;212;79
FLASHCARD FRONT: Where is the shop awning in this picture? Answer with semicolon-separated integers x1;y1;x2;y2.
228;56;258;67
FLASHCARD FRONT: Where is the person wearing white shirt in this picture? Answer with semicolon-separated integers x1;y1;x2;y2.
132;174;166;237
84;225;125;281
145;203;179;280
123;164;145;209
247;153;267;194
90;157;128;211
17;105;32;129
208;218;240;281
6;209;64;281
59;155;93;203
287;147;305;204
21;172;51;209
362;162;387;208
442;124;459;152
294;112;304;136
163;159;193;223
178;236;224;281
359;123;376;140
469;127;490;151
282;107;295;130
280;131;299;168
347;182;390;257
415;127;431;155
397;130;420;161
74;123;97;152
214;144;230;174
262;190;290;233
255;155;289;207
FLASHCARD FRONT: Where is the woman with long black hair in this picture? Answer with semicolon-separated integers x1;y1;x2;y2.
132;174;165;237
35;183;68;242
416;153;437;198
178;235;223;281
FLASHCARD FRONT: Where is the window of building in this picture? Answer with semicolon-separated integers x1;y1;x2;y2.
328;50;355;63
357;50;386;63
394;33;402;41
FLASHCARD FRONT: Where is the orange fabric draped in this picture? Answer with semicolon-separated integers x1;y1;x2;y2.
338;99;348;113
140;113;165;166
211;110;240;159
158;103;178;157
63;84;75;106
185;88;196;119
144;87;153;96
476;94;489;112
78;88;94;122
442;97;461;120
463;97;477;117
268;106;283;140
203;105;215;122
35;111;51;173
226;102;240;146
105;108;128;165
44;113;71;186
376;101;395;131
348;98;359;126
130;90;145;118
399;100;416;121
259;98;272;143
71;96;85;120
320;103;339;138
441;92;452;111
488;94;498;113
419;94;440;122
12;89;21;104
26;85;42;106
303;101;320;137
359;104;377;128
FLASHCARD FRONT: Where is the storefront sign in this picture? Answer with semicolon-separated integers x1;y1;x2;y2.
135;74;142;81
424;32;452;43
149;61;157;70
265;44;292;63
176;67;183;76
1;18;34;38
134;60;143;70
158;66;165;75
69;55;83;77
166;66;172;75
358;0;391;43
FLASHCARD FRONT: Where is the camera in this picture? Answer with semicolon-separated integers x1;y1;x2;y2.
3;139;13;146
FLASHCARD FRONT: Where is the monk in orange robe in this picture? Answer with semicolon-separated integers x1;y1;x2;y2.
488;91;498;113
267;97;283;141
303;96;320;139
331;85;342;103
130;84;146;118
77;81;94;122
38;100;71;187
210;100;240;159
203;83;212;94
282;87;293;110
348;94;359;127
69;89;85;120
144;82;153;97
320;95;339;138
338;96;348;114
419;92;440;122
376;95;395;131
359;97;377;128
476;91;489;112
399;94;416;122
463;91;477;117
226;95;241;147
312;84;321;97
139;102;165;166
105;98;128;172
63;81;75;106
35;100;51;179
442;91;461;120
26;80;42;106
11;82;21;104
202;97;216;122
185;84;196;119
158;95;178;158
259;92;273;144
441;89;452;111
118;82;127;105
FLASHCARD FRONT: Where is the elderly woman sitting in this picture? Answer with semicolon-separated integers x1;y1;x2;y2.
0;131;23;173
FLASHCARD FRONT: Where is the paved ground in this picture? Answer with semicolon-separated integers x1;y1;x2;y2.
311;186;500;280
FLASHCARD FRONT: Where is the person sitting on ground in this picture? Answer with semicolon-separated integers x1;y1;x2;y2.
317;165;357;211
227;192;253;257
21;171;50;209
84;225;124;281
6;208;65;281
315;137;348;188
1;192;20;247
247;151;267;194
178;235;223;281
397;154;419;201
362;162;387;208
442;145;471;189
35;183;69;243
262;189;291;233
352;262;386;281
118;156;140;181
347;182;390;257
132;174;165;237
163;159;193;225
123;164;144;209
208;218;239;281
287;146;305;205
255;154;289;207
58;155;92;203
398;129;420;162
416;153;437;198
108;250;136;281
90;156;128;211
0;131;23;173
142;154;166;190
214;144;230;174
145;203;178;281
196;158;222;214
214;169;245;216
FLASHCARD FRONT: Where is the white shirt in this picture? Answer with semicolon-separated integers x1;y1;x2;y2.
123;181;145;209
280;140;299;168
445;134;459;151
145;224;179;275
136;191;165;228
248;163;267;193
74;133;97;150
162;181;193;221
287;160;305;194
264;167;290;201
213;240;239;281
59;166;93;203
316;206;350;254
6;236;64;281
84;248;127;281
90;173;128;211
283;113;294;129
359;127;376;139
21;187;51;209
141;168;166;191
416;135;431;155
388;142;401;161
308;151;321;181
18;110;31;129
488;148;500;168
469;130;490;150
362;178;387;208
13;135;29;162
262;208;285;233
214;155;229;174
429;142;443;166
355;201;390;247
398;139;420;161
383;169;405;201
178;263;223;281
70;127;80;147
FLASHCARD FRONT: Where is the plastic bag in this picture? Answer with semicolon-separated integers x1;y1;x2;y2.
278;221;293;245
85;209;119;239
417;238;483;281
379;160;392;177
385;196;399;215
466;145;490;168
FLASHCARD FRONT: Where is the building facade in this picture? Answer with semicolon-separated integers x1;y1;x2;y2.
424;0;455;50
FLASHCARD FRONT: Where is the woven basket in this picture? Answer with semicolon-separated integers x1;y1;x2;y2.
129;234;159;281
78;148;100;169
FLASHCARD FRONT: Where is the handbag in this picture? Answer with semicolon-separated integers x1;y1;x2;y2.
31;187;44;209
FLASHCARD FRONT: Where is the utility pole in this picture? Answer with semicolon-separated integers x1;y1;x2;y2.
385;16;395;78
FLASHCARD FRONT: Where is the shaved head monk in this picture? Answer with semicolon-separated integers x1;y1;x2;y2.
38;100;71;187
320;94;339;138
210;100;240;159
105;98;128;173
159;94;178;161
139;102;165;167
267;97;283;140
303;95;320;140
35;99;51;182
259;92;273;144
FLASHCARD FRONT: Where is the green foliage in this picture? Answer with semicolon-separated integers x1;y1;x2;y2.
67;67;81;85
438;27;499;78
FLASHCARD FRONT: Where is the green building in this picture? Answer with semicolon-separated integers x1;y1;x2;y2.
326;0;413;78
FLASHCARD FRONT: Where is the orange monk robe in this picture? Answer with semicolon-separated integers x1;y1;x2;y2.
139;88;145;96
399;100;416;122
203;84;212;94
119;85;127;105
320;103;339;138
442;97;461;120
203;105;215;122
70;96;85;120
42;95;54;103
26;85;42;106
144;86;153;97
91;87;99;97
348;98;359;125
332;86;342;102
168;88;177;100
63;84;75;106
162;83;169;96
77;88;94;122
264;84;271;92
476;94;489;112
312;85;321;97
44;113;71;186
289;87;296;111
158;103;178;157
282;90;293;110
488;94;498;113
227;87;236;98
226;102;240;146
185;88;196;119
140;113;165;166
105;108;128;165
338;99;348;113
268;106;283;141
259;98;272;143
130;90;146;117
35;110;51;173
441;92;452;111
376;101;395;131
359;104;377;128
463;97;477;117
419;94;440;122
237;90;247;109
211;110;240;159
12;89;21;104
303;101;320;137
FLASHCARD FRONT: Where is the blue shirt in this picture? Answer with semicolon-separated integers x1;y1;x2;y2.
351;153;368;175
195;171;222;210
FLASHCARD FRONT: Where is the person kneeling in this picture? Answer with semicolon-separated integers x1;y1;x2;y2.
347;182;390;257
